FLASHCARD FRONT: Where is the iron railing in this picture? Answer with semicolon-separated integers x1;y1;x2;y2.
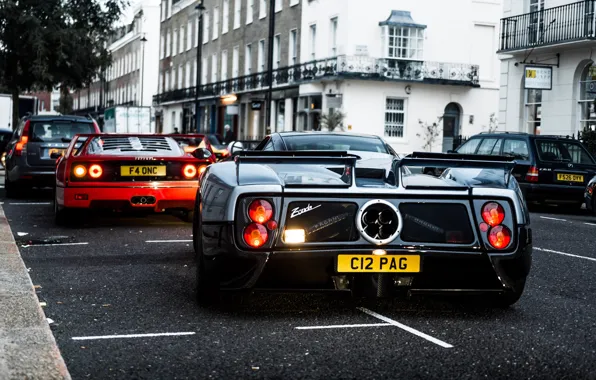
499;0;596;52
153;55;480;106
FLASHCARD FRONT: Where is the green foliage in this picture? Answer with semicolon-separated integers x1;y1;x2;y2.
416;117;443;152
55;88;73;115
320;109;346;131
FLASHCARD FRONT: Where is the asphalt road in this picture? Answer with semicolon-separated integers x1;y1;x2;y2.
2;176;596;379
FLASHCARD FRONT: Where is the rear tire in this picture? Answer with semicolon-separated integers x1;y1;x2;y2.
54;191;72;226
193;203;219;306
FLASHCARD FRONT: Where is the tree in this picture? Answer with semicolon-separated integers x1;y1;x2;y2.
416;116;443;152
55;90;74;115
483;112;498;132
0;0;126;127
320;109;346;131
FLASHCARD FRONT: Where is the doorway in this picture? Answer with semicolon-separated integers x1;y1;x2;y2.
442;103;462;152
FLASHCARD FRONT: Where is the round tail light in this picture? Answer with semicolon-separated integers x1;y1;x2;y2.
89;164;102;179
482;202;505;227
73;165;87;178
488;225;512;249
248;199;273;224
183;164;197;178
243;223;268;248
198;165;208;175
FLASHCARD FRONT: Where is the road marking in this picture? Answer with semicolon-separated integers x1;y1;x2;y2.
357;307;454;348
535;247;596;262
71;332;196;341
17;232;28;236
296;323;392;330
21;242;89;248
8;202;52;205
146;239;193;243
539;216;567;222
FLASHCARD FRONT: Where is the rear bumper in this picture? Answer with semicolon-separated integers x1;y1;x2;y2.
522;183;585;203
58;184;197;211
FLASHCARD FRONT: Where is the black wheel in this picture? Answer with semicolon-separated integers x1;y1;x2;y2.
54;190;72;226
193;202;219;305
4;176;19;198
487;278;526;308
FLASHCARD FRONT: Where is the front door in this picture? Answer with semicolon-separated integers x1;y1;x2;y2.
442;103;461;152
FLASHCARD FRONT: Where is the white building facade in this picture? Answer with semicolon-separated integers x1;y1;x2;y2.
499;0;596;137
297;0;502;154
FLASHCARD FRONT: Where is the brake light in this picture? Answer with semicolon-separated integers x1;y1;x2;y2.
15;120;30;156
183;164;197;178
88;164;102;179
243;223;268;248
525;166;539;182
248;199;273;223
198;165;208;175
73;165;87;178
488;225;512;249
481;202;505;227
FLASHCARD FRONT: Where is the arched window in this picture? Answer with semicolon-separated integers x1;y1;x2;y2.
578;63;596;131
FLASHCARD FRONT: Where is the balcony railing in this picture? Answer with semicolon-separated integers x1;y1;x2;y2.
153;55;480;105
499;0;596;52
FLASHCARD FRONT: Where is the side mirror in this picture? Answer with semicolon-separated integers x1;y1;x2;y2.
228;141;245;155
192;147;213;160
50;152;63;159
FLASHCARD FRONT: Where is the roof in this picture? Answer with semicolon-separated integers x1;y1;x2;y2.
474;132;583;140
275;131;383;140
378;10;427;29
26;115;94;123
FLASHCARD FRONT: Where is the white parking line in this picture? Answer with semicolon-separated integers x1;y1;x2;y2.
21;242;89;248
539;216;567;222
146;239;193;243
296;323;392;330
357;307;454;349
7;202;52;205
71;332;196;341
535;247;596;262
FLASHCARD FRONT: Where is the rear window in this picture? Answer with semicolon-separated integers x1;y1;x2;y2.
456;138;481;154
282;135;389;154
503;139;530;160
30;121;95;142
535;139;595;164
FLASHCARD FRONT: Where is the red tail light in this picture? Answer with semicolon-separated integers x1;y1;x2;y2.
525;166;539;182
183;164;197;178
481;202;505;227
15;120;30;156
243;223;268;248
488;225;512;249
198;165;208;175
88;164;102;179
73;165;87;178
248;199;273;223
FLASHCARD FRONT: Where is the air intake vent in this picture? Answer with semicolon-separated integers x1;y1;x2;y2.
101;137;172;152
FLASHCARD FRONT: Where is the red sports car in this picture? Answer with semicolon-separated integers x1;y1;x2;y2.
53;134;214;225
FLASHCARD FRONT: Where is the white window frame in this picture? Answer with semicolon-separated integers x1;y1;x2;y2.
258;39;265;72
221;50;228;81
179;26;185;54
245;43;252;75
329;17;338;57
165;70;170;91
246;0;254;24
159;72;163;93
384;97;406;139
289;29;297;66
273;34;281;69
187;20;193;51
178;64;183;89
203;11;210;44
186;61;192;88
259;0;266;19
202;57;208;83
384;26;424;60
166;0;172;19
172;28;178;56
309;24;317;61
525;89;542;134
275;0;282;12
234;0;241;29
211;53;218;83
161;0;166;21
222;0;229;34
212;6;219;41
232;45;239;77
192;60;196;87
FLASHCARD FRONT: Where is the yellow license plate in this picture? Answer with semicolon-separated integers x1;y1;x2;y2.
556;173;584;182
120;166;166;176
48;148;65;155
337;255;421;273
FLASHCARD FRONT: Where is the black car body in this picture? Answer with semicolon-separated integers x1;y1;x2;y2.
424;132;596;209
193;133;532;307
3;114;100;197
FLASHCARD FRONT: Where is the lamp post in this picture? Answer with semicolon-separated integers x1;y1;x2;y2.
140;35;147;107
194;1;206;133
264;0;276;133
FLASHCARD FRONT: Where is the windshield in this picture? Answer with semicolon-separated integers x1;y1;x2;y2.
535;139;596;164
29;121;95;142
282;135;389;154
208;135;224;146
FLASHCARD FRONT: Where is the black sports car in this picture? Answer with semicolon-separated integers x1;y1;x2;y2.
192;132;532;307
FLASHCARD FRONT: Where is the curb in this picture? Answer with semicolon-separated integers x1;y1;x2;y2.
0;205;71;379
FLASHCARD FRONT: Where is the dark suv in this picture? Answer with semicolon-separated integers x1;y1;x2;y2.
4;114;101;197
424;132;596;209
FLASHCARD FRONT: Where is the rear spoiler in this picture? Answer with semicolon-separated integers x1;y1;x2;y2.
234;150;359;187
397;152;517;189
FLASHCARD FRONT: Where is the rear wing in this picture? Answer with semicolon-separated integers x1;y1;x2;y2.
397;152;517;190
234;150;359;187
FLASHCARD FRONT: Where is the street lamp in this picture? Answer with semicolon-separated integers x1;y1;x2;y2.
140;34;147;107
264;0;276;133
194;1;206;133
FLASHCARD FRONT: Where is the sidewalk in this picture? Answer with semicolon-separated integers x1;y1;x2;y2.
0;205;71;379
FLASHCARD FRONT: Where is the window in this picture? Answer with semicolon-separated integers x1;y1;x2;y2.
245;44;252;74
503;139;530;160
309;24;317;61
283;135;390;154
476;138;500;155
259;0;266;19
187;20;193;50
289;29;297;66
234;0;241;29
213;6;219;40
232;46;239;77
221;50;228;81
275;0;282;12
178;65;183;89
203;11;210;43
258;39;265;72
525;89;542;134
456;138;481;154
179;26;185;54
166;0;172;18
579;63;596;131
536;140;595;164
161;0;166;21
160;34;165;59
172;29;178;56
329;17;338;56
273;34;281;69
384;27;424;60
165;70;170;90
192;60;196;86
384;98;405;138
211;54;218;82
202;57;208;83
159;73;163;93
246;0;254;24
290;0;299;5
222;0;229;34
186;61;192;88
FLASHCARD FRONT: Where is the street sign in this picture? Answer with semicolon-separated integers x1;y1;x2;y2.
524;65;552;90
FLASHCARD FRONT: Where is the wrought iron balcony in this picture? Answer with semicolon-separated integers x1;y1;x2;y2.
499;0;596;52
153;56;480;106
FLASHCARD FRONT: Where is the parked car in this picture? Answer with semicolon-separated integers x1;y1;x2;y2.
53;134;213;225
423;132;596;209
170;134;217;163
193;133;531;307
3;114;101;197
0;127;13;168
